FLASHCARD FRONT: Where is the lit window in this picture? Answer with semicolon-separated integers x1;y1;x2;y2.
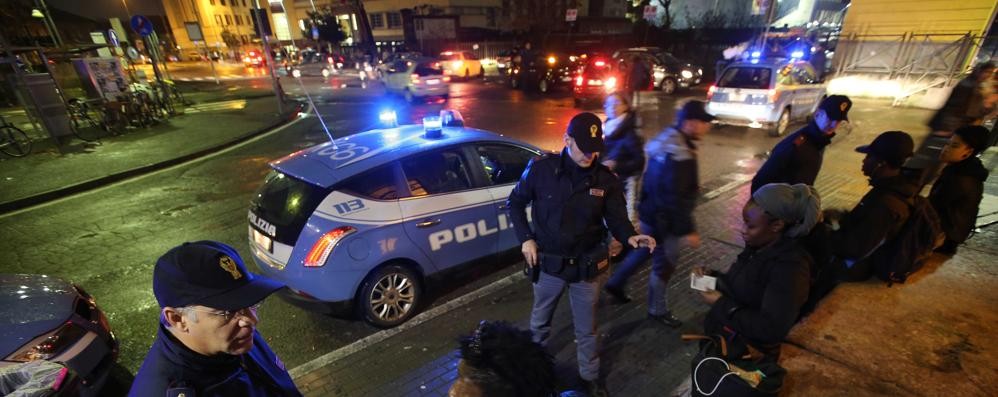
370;13;384;28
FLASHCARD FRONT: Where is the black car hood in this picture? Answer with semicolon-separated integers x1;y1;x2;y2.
0;274;77;358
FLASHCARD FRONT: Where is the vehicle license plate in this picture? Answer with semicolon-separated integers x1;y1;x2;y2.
252;228;273;252
427;79;440;85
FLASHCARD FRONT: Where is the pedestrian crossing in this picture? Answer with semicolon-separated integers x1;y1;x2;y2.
174;75;268;82
183;99;248;113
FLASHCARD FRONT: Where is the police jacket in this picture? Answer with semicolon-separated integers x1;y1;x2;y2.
929;156;988;243
603;112;646;179
830;174;920;263
751;121;832;193
507;149;636;257
129;324;302;397
704;237;811;359
638;127;699;236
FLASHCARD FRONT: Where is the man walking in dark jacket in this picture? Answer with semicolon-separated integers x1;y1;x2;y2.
930;125;990;255
603;100;714;328
751;95;852;192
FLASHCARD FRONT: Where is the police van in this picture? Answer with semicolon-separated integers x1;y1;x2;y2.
707;56;826;136
247;112;540;327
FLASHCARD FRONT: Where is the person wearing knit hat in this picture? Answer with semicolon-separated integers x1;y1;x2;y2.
929;125;991;255
692;183;818;378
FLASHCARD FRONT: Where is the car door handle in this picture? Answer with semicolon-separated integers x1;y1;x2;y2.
416;218;442;228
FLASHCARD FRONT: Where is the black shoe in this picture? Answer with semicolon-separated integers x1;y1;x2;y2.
603;285;631;304
648;312;682;328
581;378;609;397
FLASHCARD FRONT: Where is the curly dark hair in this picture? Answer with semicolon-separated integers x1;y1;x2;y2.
456;321;558;397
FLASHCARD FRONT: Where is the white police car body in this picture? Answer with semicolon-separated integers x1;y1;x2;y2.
248;117;539;327
707;57;826;136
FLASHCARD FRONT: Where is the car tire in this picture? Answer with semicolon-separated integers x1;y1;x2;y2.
357;264;422;328
539;79;549;93
771;108;791;137
660;78;678;94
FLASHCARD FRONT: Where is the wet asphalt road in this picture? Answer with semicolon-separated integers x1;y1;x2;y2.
0;76;885;382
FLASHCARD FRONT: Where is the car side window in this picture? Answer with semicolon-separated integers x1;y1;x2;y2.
401;149;474;196
338;163;405;200
476;144;538;185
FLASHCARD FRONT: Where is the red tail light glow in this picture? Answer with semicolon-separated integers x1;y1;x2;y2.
575;75;584;86
304;226;357;267
707;85;716;100
594;60;606;67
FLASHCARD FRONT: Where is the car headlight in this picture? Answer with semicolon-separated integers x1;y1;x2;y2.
681;70;693;79
654;71;665;79
8;323;88;362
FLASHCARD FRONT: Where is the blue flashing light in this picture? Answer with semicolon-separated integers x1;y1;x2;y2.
750;51;761;59
790;50;804;59
750;58;760;64
379;110;398;127
423;116;443;139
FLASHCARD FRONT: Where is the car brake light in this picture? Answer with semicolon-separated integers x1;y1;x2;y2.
410;73;420;84
707;85;716;100
768;89;780;102
575;75;584;86
605;76;617;91
594;60;605;67
304;226;357;267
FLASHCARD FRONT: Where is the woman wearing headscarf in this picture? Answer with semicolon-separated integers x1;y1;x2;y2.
694;183;820;361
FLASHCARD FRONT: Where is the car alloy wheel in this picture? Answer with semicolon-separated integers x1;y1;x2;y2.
661;78;677;94
771;108;791;137
358;265;421;327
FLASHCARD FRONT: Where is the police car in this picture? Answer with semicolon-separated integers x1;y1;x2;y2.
707;56;826;136
247;112;540;327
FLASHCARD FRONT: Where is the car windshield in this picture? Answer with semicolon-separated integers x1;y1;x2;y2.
414;63;444;76
718;66;772;89
438;53;459;61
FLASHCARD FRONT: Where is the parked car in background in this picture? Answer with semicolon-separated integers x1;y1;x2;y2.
243;49;266;67
573;55;620;106
382;57;450;103
0;274;118;397
509;51;577;93
707;57;826;136
247;114;542;327
613;47;703;94
438;51;483;79
376;51;421;79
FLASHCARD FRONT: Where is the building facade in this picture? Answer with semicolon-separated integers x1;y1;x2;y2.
161;0;278;60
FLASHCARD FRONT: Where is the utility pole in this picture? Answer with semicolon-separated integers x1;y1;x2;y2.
34;0;63;48
253;0;284;114
189;0;220;84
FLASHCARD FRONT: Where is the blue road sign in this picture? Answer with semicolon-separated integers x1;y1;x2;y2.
108;29;120;47
130;15;153;37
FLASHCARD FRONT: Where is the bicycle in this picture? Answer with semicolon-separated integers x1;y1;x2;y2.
0;114;31;157
68;98;111;142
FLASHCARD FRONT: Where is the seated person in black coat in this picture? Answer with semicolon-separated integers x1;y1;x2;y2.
930;125;990;255
694;183;820;359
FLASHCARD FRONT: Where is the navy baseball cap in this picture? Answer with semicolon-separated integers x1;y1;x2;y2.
153;241;284;311
855;130;914;167
567;112;606;153
817;95;852;121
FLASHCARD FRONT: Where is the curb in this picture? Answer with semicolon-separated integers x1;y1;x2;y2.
0;101;306;215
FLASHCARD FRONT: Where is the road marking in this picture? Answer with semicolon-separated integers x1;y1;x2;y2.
184;99;248;113
288;270;526;379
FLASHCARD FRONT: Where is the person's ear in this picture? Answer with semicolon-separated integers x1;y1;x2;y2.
163;307;187;332
770;219;786;234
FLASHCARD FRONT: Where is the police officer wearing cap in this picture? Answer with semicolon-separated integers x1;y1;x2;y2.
130;241;302;397
604;100;714;328
508;112;656;396
751;95;852;193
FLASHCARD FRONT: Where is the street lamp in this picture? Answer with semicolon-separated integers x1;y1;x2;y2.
31;9;44;18
32;0;63;48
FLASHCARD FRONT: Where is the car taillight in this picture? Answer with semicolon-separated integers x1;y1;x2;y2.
443;76;451;82
594;60;605;67
575;75;584;86
304;226;357;267
410;73;420;84
707;85;716;100
604;76;617;91
768;89;780;102
9;322;87;362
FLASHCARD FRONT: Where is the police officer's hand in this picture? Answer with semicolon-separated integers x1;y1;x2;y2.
522;239;539;267
691;266;709;277
627;234;656;251
683;232;701;249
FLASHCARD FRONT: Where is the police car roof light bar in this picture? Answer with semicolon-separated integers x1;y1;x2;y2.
423;116;443;139
379;110;398;127
440;109;464;127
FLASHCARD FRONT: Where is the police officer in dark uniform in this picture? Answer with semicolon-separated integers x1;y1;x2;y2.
130;241;301;397
508;112;656;397
751;95;852;193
